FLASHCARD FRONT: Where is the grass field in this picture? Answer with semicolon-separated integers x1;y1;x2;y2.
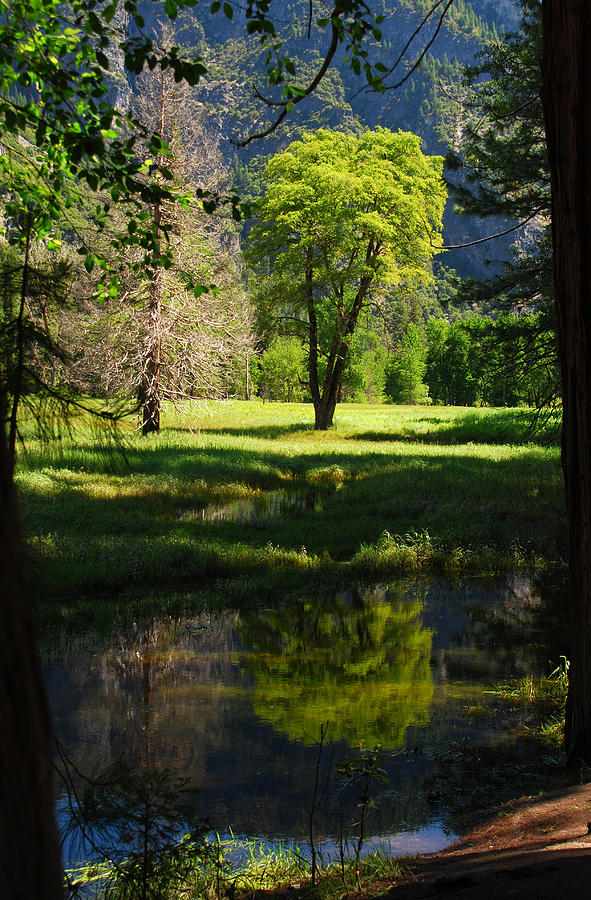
15;400;566;624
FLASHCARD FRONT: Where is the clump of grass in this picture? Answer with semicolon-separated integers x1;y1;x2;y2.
492;657;569;713
191;834;308;898
486;658;569;752
351;531;538;577
305;464;348;488
190;834;406;900
351;530;437;574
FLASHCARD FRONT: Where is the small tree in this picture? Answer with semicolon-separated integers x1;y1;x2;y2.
385;323;429;404
258;336;308;402
341;328;388;402
249;128;446;429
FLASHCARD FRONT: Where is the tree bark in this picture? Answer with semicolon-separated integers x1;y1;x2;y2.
142;258;163;435
7;215;32;471
311;276;372;430
542;0;591;765
0;398;63;898
141;71;167;436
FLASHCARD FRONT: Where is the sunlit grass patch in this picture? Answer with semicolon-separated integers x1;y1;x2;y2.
304;464;348;488
16;400;566;606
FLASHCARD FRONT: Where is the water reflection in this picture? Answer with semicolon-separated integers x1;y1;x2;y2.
45;574;568;862
178;489;323;524
240;584;433;747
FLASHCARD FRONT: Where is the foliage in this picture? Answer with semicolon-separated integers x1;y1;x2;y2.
385;323;430;404
0;0;220;272
341;327;388;403
337;745;388;892
424;312;558;407
58;757;211;899
249;127;446;428
451;0;546;224
447;0;552;312
257;336;308;402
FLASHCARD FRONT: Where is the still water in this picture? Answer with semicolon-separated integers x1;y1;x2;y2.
44;575;568;865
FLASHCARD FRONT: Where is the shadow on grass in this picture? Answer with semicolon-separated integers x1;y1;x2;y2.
348;410;560;447
183;423;317;439
19;436;566;606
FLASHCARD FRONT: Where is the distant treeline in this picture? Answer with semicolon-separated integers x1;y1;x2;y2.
254;311;557;408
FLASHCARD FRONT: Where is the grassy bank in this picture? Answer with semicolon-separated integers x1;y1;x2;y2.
16;401;565;623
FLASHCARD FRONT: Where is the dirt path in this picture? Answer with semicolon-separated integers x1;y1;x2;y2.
380;784;591;899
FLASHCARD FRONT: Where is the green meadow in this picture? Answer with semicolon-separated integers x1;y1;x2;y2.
16;400;566;626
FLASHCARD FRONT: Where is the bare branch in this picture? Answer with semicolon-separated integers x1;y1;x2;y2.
235;18;340;147
437;209;545;250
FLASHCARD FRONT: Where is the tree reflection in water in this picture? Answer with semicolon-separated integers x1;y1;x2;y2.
239;583;434;748
55;621;212;898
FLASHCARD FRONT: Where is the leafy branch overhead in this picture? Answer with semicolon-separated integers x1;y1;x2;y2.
0;0;245;279
0;1;391;265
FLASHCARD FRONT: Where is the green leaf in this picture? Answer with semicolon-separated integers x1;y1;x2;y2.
103;3;117;22
84;255;95;273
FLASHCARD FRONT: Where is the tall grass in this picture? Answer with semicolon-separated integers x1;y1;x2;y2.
15;401;565;619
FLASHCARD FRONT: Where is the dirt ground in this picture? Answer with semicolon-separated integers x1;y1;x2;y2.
380;783;591;899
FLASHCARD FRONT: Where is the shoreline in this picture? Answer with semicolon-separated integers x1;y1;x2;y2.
376;783;591;899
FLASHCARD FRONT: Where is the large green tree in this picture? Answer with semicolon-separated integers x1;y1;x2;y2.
250;127;446;429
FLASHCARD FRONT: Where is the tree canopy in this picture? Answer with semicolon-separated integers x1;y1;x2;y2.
250;127;446;428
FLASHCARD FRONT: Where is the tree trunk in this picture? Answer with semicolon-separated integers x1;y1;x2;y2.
7;216;32;471
305;250;322;415
0;398;63;898
142;75;166;436
142;261;163;435
314;395;338;430
310;278;372;430
542;0;591;765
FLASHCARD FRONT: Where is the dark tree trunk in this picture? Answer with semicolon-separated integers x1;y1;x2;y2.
142;261;163;435
7;216;32;470
305;250;322;418
542;0;591;765
0;400;63;898
142;76;166;437
309;274;373;430
314;394;338;430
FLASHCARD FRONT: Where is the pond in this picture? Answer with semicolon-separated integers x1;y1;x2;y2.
44;574;568;871
178;488;325;524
